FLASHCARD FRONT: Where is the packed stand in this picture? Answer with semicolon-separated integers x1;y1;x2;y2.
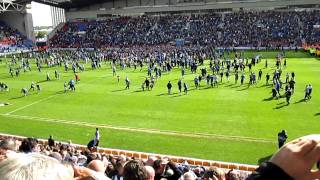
0;22;32;53
50;10;320;49
0;136;252;180
299;10;320;46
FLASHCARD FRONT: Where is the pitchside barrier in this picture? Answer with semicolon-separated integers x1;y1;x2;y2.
0;133;258;172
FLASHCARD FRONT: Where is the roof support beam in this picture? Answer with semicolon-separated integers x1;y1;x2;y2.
0;1;23;12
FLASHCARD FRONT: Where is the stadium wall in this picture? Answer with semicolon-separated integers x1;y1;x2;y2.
65;0;319;19
0;11;34;41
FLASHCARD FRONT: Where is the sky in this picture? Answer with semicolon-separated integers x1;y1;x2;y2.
31;2;52;27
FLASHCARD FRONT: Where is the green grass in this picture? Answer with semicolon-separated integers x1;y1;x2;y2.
0;50;319;165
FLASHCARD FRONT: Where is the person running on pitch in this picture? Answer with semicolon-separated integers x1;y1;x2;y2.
0;82;8;91
289;78;295;94
285;87;292;105
117;75;120;83
278;130;288;148
226;71;230;82
213;74;218;87
234;71;239;84
75;74;80;83
167;81;172;95
181;67;185;78
145;78;150;91
125;76;130;90
46;72;51;81
285;73;290;83
94;128;100;148
272;88;277;98
112;65;117;76
69;79;76;91
21;88;28;96
258;69;262;80
194;76;199;89
240;73;245;85
265;59;268;68
266;73;270;85
178;79;182;94
55;70;60;80
29;82;35;91
183;83;188;95
9;68;14;77
220;71;224;83
36;84;41;92
64;81;67;93
304;84;313;100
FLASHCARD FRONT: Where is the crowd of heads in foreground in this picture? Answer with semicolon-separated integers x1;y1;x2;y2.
1;134;320;180
0;136;251;180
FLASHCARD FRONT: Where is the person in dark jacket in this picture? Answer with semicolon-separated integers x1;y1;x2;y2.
167;81;172;95
177;80;182;94
278;130;288;148
247;135;320;180
48;135;55;147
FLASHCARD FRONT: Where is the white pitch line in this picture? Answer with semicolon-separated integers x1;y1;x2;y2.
4;74;108;115
5;95;57;115
0;113;275;144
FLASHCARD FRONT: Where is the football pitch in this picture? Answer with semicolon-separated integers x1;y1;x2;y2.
0;50;319;165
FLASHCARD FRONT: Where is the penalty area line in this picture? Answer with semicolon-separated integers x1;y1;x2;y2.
4;75;102;116
0;113;276;144
4;95;57;115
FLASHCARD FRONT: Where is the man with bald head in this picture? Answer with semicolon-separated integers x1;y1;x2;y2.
145;166;155;180
183;172;196;180
87;159;106;173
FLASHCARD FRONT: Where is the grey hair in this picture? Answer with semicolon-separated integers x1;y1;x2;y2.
0;153;73;180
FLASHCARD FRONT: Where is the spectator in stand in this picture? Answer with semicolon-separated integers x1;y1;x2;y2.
123;160;148;180
145;166;155;180
202;166;226;180
153;159;182;180
49;11;319;49
18;138;38;153
2;134;320;180
112;161;125;180
0;139;17;162
88;160;110;179
183;172;197;180
0;22;31;53
145;156;157;167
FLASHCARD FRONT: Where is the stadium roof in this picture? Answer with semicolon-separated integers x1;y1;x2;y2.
12;0;106;8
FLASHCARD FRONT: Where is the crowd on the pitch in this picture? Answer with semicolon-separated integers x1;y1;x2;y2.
50;10;320;48
3;48;313;105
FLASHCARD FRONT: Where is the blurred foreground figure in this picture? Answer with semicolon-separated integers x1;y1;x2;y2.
0;153;73;180
247;134;320;180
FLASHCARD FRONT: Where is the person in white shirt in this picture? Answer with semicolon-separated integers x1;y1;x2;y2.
94;128;100;147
